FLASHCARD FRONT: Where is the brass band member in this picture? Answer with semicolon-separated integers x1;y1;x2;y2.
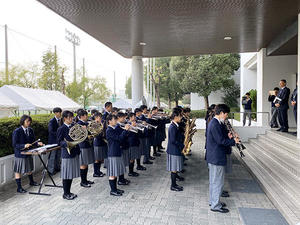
13;115;44;193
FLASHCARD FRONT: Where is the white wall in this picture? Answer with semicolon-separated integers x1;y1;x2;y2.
257;49;297;127
191;69;240;110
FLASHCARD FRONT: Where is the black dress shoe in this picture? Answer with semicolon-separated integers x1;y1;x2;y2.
70;193;78;198
209;202;227;207
153;153;161;157
170;185;183;191
180;169;186;173
221;192;230;197
93;172;105;177
118;180;130;185
80;182;91;188
87;180;95;184
176;176;185;181
143;161;153;164
128;172;139;177
17;188;27;193
222;190;229;194
29;182;40;186
136;165;146;170
149;156;155;160
63;194;75;200
110;191;122;196
117;189;125;194
281;129;288;132
211;207;229;213
276;128;282;131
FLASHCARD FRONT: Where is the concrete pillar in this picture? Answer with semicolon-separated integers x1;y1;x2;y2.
297;14;300;140
132;56;144;106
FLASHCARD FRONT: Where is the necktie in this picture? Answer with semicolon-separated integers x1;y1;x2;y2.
25;129;29;136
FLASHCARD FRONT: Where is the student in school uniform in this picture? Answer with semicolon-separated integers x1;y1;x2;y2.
102;102;112;123
89;109;99;121
93;111;107;177
128;112;146;172
13;115;44;193
115;112;131;185
106;114;130;196
167;110;185;192
77;109;95;188
47;107;62;175
57;110;81;200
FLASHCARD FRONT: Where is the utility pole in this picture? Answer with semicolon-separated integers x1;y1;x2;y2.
65;29;80;83
5;24;9;83
153;58;156;106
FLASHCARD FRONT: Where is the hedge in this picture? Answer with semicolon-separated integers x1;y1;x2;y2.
0;114;52;157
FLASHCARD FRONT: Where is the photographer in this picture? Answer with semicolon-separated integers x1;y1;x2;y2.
242;93;252;126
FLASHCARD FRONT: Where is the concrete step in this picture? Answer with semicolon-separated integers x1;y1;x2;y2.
247;142;300;200
234;145;300;225
250;137;300;178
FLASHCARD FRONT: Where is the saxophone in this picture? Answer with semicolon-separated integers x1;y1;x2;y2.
65;124;88;155
182;117;197;155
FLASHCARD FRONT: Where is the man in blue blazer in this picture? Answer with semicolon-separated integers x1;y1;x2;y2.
206;104;238;213
47;107;62;174
275;79;290;132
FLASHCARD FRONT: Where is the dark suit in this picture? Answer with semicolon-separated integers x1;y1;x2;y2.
291;87;297;123
277;87;290;131
48;117;61;173
206;118;235;210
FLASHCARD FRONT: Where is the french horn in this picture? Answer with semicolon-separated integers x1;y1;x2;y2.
65;124;88;154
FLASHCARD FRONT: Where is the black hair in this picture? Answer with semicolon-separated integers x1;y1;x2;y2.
158;108;164;112
91;109;98;115
173;107;183;113
183;107;191;113
94;111;102;118
117;112;126;118
171;110;181;120
112;107;119;112
53;107;62;113
20;115;32;126
152;106;158;111
140;105;147;110
61;110;74;125
105;102;112;108
128;112;136;118
245;92;250;96
280;79;287;84
274;87;280;91
215;104;230;115
134;108;142;113
107;114;117;124
77;109;88;118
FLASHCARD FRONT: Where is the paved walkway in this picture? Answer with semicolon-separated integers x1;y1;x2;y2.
0;130;279;225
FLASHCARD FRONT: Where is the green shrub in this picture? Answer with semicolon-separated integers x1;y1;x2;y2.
0;114;52;157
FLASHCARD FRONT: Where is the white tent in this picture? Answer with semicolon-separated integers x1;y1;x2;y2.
113;98;133;109
0;85;81;111
0;91;18;111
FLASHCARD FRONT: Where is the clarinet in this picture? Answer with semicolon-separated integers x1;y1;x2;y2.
224;119;246;158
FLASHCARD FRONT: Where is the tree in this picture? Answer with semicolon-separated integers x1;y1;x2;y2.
223;82;240;108
182;54;240;109
38;49;67;91
125;76;132;99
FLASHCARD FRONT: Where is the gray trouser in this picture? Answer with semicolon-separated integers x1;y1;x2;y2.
47;149;61;173
208;163;225;210
270;107;279;127
243;109;251;126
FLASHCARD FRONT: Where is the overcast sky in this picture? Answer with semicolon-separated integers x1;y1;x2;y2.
0;0;132;93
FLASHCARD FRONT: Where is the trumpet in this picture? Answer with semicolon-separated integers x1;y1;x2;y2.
119;123;140;133
136;120;158;129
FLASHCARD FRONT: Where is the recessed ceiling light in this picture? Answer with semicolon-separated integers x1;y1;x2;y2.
139;42;146;46
224;36;232;40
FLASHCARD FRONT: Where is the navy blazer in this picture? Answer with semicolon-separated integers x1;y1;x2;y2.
278;87;290;109
57;124;80;158
166;122;185;156
77;120;92;149
291;88;297;110
206;118;235;166
48;117;60;144
106;125;129;157
12;127;38;158
127;129;141;147
115;124;129;149
102;111;109;123
94;132;107;147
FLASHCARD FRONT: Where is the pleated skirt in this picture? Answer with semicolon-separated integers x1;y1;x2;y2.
107;157;125;177
122;148;130;167
167;154;183;172
14;157;33;174
61;155;80;179
129;146;141;160
79;147;95;165
94;145;108;161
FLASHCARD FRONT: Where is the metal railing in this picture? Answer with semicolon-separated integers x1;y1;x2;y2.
229;111;271;126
